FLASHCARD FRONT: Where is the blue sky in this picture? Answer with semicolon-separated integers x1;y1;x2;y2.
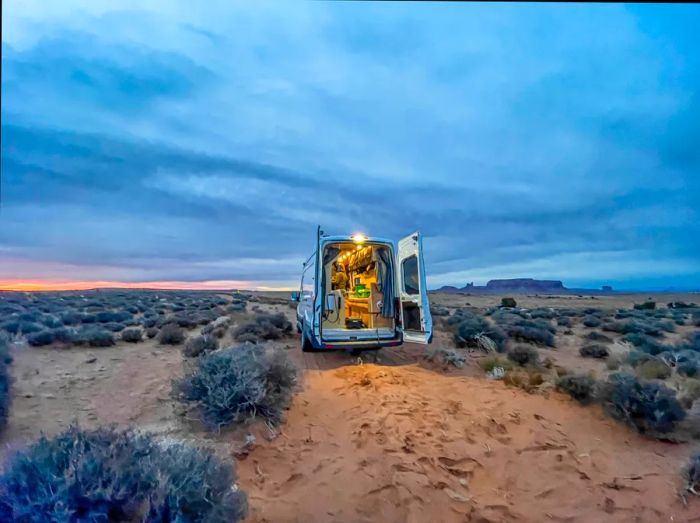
2;2;699;290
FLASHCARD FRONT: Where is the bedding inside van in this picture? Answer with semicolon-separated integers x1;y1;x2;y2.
320;242;396;339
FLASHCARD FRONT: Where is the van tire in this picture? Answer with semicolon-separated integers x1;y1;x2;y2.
300;322;315;352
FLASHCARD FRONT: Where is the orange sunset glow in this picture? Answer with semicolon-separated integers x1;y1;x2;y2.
0;280;293;292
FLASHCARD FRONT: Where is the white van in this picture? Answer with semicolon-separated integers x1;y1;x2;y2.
291;227;433;352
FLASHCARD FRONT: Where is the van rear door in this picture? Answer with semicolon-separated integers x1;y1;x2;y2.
396;232;433;344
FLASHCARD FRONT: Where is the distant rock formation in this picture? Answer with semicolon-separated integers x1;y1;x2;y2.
435;278;592;295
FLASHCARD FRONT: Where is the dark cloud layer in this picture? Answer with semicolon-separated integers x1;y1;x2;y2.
1;2;699;289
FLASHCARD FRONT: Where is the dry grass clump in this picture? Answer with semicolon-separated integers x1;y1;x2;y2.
635;359;672;380
503;368;545;393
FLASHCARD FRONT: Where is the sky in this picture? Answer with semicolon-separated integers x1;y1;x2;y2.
1;2;699;291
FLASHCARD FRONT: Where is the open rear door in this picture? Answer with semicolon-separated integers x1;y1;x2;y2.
397;231;433;344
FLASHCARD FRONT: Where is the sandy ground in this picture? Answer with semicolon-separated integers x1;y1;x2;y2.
2;293;700;522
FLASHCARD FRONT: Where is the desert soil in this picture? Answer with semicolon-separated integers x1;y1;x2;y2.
2;293;700;522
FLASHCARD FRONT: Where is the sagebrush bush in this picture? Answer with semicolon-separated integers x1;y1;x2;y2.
77;328;115;347
557;374;597;404
430;305;450;317
183;335;219;358
121;328;143;343
159;324;186;345
598;373;686;435
636;359;672;380
0;334;12;432
0;425;247;522
507;345;539;366
145;327;159;339
585;331;613;344
504;325;555;347
579;344;610;359
174;344;297;429
582;316;602;328
231;313;293;344
634;301;656;310
557;317;572;328
95;310;132;323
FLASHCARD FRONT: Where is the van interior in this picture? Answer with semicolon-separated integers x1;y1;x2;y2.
320;242;396;339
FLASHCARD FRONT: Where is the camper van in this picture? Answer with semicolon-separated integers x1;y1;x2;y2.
291;228;433;352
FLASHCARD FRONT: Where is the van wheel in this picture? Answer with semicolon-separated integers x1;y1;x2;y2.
300;323;315;353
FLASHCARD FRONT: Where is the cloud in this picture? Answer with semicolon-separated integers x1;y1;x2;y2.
1;2;699;289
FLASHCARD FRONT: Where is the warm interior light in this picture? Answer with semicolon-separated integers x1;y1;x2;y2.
352;233;367;243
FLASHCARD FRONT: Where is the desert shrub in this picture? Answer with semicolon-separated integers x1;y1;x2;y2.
585;331;613;343
604;319;665;338
141;316;158;328
170;313;198;329
677;378;700;409
430;305;450;317
504;324;555;347
579;344;610;359
557;374;597;404
26;330;55;347
0;425;247;522
0;335;12;431
623;333;665;355
121;328;143;343
227;302;247;313
202;317;230;339
636;360;672;380
102;322;126;332
503;368;545;393
78;328;115;348
95;311;132;323
598;373;685;435
81;314;97;324
0;321;43;335
159;324;185;345
425;347;466;368
634;301;656;310
145;327;159;339
479;355;513;373
626;350;657;368
606;355;623;370
52;327;76;344
530;308;557;320
231;313;293;344
183;335;219;358
507;345;539;366
39;315;63;329
59;311;83;325
557;317;572;328
501;297;516;308
174;344;297;429
582;316;602;328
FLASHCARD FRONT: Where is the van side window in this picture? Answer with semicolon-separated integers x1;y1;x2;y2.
301;258;316;297
402;255;419;295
